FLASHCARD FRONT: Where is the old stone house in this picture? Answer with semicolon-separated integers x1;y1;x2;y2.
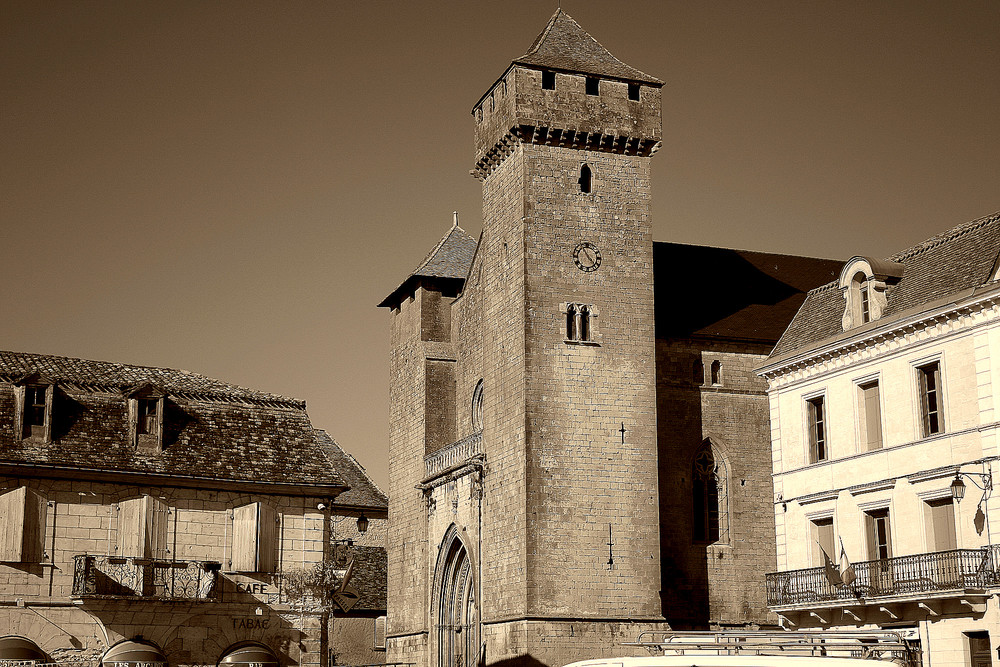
760;211;1000;667
0;350;387;667
378;10;840;667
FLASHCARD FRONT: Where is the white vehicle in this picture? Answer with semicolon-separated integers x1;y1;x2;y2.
562;631;917;667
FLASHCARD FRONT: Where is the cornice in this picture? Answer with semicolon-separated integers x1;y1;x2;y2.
472;125;661;180
761;288;1000;389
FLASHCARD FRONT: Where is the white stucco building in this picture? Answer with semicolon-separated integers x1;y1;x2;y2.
759;212;1000;667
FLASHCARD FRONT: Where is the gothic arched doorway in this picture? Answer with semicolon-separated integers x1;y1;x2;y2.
436;527;479;667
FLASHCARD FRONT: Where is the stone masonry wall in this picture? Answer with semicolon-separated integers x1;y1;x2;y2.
0;474;376;667
522;143;661;620
655;339;778;628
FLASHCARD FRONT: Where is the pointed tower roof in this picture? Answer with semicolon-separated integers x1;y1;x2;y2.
513;9;661;85
378;215;478;308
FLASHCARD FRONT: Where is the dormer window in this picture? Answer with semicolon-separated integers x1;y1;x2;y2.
839;257;904;331
127;384;166;452
12;375;53;442
26;386;48;438
137;398;159;436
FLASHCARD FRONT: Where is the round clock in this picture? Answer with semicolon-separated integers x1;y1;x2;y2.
573;242;602;272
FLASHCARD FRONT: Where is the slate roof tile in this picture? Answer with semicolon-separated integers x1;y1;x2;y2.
379;222;478;308
515;9;661;85
0;350;381;498
315;429;387;510
770;211;1000;360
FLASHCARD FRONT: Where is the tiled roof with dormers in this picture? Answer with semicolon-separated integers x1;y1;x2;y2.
0;350;351;494
314;429;387;511
0;350;301;407
654;242;842;342
514;9;661;85
769;211;1000;361
378;221;478;308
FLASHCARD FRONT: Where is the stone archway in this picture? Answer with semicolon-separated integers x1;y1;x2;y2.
434;527;479;667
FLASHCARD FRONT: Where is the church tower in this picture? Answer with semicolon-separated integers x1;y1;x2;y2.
469;10;666;661
381;10;667;667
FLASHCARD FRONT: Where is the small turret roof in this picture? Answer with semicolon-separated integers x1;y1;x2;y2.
514;9;662;85
378;218;478;308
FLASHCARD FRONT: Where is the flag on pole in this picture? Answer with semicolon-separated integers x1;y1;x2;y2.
818;541;842;586
839;537;856;586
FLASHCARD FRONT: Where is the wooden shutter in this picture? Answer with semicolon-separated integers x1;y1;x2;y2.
147;496;170;559
231;503;259;571
374;616;387;650
0;487;26;561
0;487;46;562
806;399;819;462
257;502;277;573
860;382;882;450
116;497;145;557
925;498;957;551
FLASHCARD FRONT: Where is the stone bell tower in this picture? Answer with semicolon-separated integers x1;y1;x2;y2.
468;8;667;666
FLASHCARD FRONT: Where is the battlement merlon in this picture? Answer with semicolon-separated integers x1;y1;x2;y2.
471;10;663;176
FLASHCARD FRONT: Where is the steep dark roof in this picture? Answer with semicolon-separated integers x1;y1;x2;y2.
0;351;350;494
770;211;1000;361
314;429;387;512
654;242;841;342
378;222;478;308
515;9;661;85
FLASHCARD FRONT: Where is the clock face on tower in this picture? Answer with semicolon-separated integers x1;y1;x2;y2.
573;242;602;272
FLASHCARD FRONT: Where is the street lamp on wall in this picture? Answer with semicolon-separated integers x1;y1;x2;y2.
357;513;369;535
951;470;992;504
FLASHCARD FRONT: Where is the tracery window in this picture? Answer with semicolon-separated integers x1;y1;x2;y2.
692;441;729;544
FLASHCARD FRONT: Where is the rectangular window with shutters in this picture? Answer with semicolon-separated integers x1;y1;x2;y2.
0;486;47;563
806;395;827;463
231;502;278;572
857;380;883;451
966;632;991;667
115;495;169;559
924;497;957;552
917;361;945;436
374;616;387;650
810;517;835;568
865;508;892;560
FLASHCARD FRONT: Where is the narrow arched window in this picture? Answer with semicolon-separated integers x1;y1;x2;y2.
711;360;722;385
852;271;870;324
471;380;484;432
693;360;704;385
693;442;729;544
579;305;591;342
579;164;592;193
566;303;578;340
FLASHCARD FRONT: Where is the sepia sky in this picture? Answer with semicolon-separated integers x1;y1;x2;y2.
3;1;998;491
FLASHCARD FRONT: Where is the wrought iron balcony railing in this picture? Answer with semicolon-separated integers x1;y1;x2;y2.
766;546;1000;607
72;554;222;601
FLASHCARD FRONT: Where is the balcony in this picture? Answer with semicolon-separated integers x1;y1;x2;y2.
766;546;999;627
72;555;222;601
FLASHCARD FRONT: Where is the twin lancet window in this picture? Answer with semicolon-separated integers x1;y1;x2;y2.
564;303;598;344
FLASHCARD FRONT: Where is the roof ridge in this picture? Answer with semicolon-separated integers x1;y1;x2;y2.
0;349;302;406
888;211;1000;263
523;8;561;57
